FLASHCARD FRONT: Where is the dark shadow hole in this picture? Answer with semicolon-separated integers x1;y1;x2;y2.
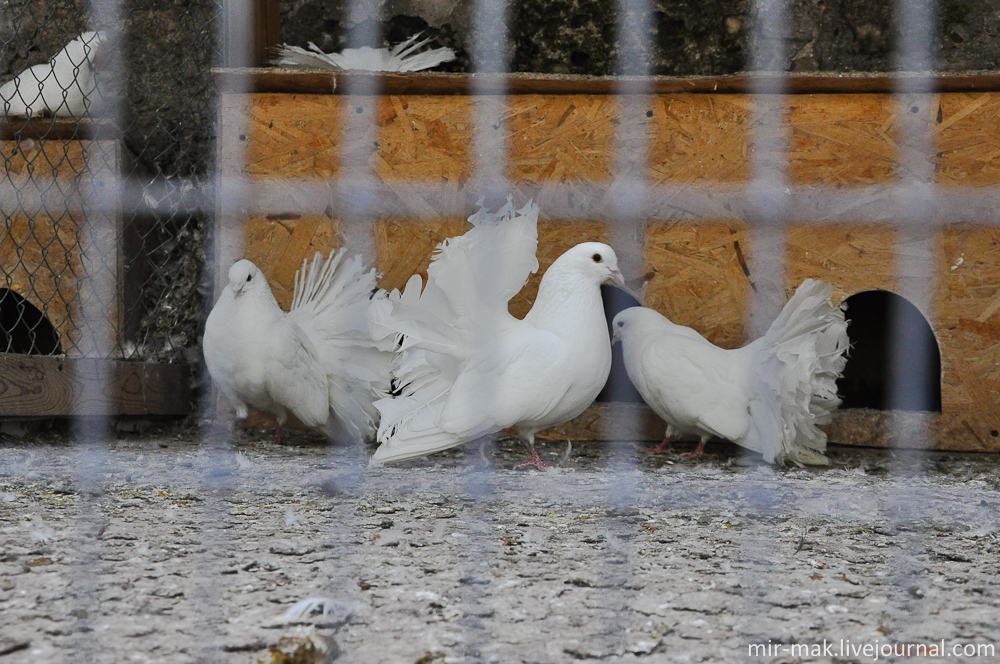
0;288;63;355
596;284;644;403
837;290;941;412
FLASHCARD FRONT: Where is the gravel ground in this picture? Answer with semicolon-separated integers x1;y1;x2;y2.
2;426;1000;663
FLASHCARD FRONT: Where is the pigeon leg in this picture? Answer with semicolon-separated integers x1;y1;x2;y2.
681;437;714;459
516;434;548;471
478;437;492;464
273;423;283;444
643;437;673;454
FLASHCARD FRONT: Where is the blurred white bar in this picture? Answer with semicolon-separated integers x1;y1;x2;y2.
337;0;382;263
15;176;1000;224
471;0;511;197
747;0;791;336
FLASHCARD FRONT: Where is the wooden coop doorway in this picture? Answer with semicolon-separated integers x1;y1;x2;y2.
0;288;62;356
838;290;942;412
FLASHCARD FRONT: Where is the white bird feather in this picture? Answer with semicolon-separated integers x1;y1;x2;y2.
0;31;107;118
369;197;625;466
612;279;849;465
274;33;455;72
203;250;392;442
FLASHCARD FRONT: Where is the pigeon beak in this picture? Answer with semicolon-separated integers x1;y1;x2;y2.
611;328;621;345
607;266;626;288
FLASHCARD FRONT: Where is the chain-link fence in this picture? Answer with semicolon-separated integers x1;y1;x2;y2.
1;0;218;361
4;0;1000;661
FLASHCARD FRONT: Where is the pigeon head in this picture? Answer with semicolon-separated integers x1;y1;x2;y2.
556;242;625;288
227;260;267;300
611;306;654;345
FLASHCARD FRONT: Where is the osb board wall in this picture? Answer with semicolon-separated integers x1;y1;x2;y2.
243;212;343;309
225;89;1000;449
0;139;117;353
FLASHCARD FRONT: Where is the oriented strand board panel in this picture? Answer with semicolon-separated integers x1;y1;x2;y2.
507;95;615;185
244;213;342;309
649;95;751;185
643;222;752;348
787;94;905;185
936;92;1000;185
226;84;1000;451
1;139;117;354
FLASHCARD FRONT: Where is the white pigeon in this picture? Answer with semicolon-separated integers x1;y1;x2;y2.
369;197;625;467
0;31;107;118
274;33;455;72
611;279;849;466
203;250;392;443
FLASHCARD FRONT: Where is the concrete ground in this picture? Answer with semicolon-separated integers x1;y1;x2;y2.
1;425;999;663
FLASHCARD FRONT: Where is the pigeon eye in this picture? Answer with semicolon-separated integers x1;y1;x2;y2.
592;253;602;263
246;274;252;282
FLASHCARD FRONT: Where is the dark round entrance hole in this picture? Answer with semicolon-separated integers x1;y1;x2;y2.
596;284;644;403
837;290;941;412
0;288;63;355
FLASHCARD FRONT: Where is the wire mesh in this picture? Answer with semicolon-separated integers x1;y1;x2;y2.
0;0;219;360
4;0;999;660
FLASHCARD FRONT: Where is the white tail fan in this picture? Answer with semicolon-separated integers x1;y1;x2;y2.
369;198;541;464
288;249;393;442
274;33;455;72
751;279;849;465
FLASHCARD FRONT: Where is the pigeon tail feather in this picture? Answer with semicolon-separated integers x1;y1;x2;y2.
369;394;466;465
370;198;540;462
751;279;849;465
273;33;455;72
289;249;392;441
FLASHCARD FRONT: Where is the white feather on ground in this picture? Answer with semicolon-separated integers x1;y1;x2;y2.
612;279;849;466
0;31;107;118
281;597;353;621
274;33;455;72
203;249;392;442
369;197;625;466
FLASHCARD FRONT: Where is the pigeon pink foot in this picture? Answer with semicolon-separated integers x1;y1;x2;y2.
643;438;674;454
681;438;714;459
517;442;548;470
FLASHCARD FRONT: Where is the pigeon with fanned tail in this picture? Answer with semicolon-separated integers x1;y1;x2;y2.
203;250;392;443
274;33;455;72
369;197;625;468
611;279;849;466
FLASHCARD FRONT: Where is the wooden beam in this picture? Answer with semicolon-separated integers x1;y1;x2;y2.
0;118;122;141
253;0;281;68
0;354;191;417
212;68;1000;97
536;403;996;452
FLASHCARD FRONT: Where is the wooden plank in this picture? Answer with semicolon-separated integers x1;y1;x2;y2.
0;118;122;141
213;68;1000;97
254;0;280;69
0;354;190;417
540;403;997;452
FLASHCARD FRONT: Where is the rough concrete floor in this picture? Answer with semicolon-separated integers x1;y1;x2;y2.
2;426;999;663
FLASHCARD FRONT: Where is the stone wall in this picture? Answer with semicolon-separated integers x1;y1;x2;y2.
279;0;1000;75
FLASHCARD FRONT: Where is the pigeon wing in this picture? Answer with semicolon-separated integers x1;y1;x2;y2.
265;319;330;430
641;335;752;444
437;324;569;440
